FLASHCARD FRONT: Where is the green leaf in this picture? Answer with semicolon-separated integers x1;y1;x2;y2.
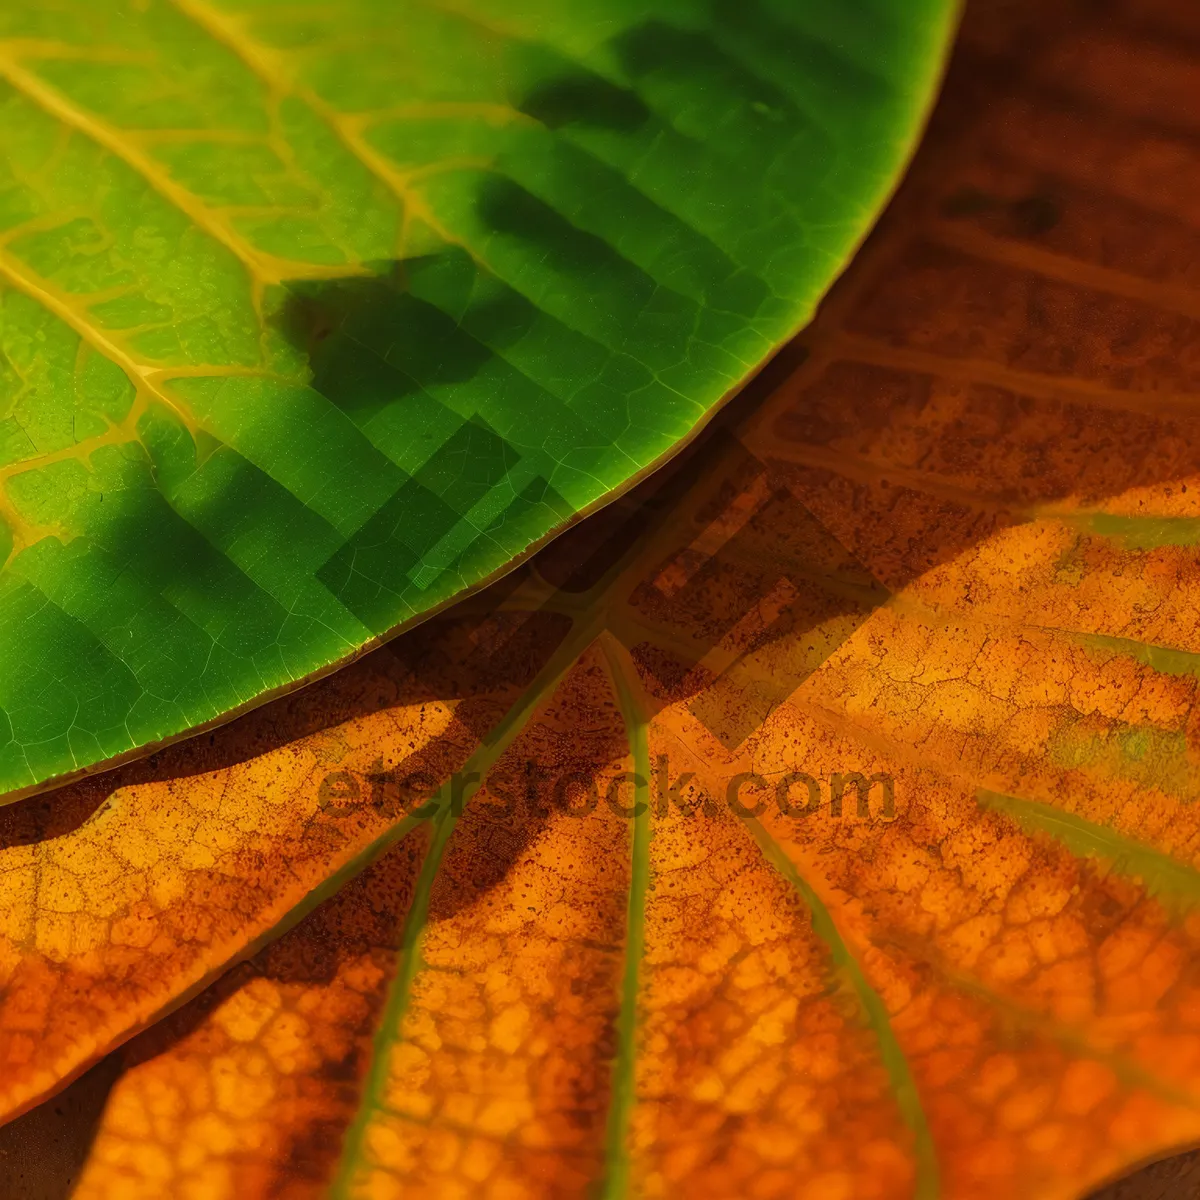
0;0;956;799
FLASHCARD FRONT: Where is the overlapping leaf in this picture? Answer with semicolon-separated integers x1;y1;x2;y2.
0;0;954;800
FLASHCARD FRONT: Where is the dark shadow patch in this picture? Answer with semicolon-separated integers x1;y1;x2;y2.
477;174;646;286
710;0;893;101
268;258;577;633
1010;191;1063;236
616;18;779;95
518;70;650;132
939;184;1001;218
939;188;1062;237
0;781;115;850
276;258;492;425
0;1055;123;1200
611;16;807;150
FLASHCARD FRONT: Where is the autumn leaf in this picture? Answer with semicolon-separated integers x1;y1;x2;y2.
5;0;1200;1198
0;0;955;803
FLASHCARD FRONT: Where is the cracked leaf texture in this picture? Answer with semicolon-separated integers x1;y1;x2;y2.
0;0;954;799
7;0;1200;1198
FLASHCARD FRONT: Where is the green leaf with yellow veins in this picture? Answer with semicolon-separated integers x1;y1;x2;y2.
0;0;957;799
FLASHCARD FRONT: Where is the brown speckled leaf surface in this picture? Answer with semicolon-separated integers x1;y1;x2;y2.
5;0;1200;1196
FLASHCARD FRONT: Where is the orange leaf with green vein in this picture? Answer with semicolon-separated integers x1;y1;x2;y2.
5;0;1200;1198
